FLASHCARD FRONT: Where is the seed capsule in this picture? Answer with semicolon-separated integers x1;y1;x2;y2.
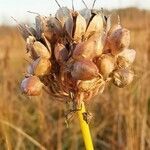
21;76;43;96
107;28;130;55
54;43;69;63
26;36;38;60
65;11;86;42
116;49;136;68
112;69;134;88
35;15;63;41
71;59;99;80
77;77;103;92
107;24;122;36
116;57;129;69
80;8;92;25
96;54;115;78
84;13;103;39
35;16;50;39
28;58;51;76
55;7;71;27
118;48;136;64
73;33;104;60
33;41;51;59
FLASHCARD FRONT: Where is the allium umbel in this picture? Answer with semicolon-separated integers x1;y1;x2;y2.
20;7;136;109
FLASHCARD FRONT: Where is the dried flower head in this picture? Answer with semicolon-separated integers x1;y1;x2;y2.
19;3;136;110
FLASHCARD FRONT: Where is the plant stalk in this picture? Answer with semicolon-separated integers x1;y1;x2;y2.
77;102;94;150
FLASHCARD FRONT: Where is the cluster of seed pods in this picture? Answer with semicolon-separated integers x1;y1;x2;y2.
20;6;136;107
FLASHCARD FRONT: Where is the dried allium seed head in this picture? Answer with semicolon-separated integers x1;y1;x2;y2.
28;58;51;76
21;76;43;96
71;59;99;80
54;43;69;63
112;69;134;88
20;5;136;106
96;54;115;78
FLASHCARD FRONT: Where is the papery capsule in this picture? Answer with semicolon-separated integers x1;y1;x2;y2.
112;69;134;88
28;26;37;37
118;48;136;64
55;7;71;27
26;36;38;60
116;48;136;68
35;15;63;41
104;24;122;52
47;17;63;37
28;58;51;76
54;43;68;63
73;12;86;42
65;11;86;42
77;77;103;92
80;9;92;24
18;24;36;40
96;54;115;78
84;13;103;39
73;33;104;60
21;76;43;96
116;56;129;69
107;24;122;36
35;16;50;39
33;41;51;59
108;28;130;55
71;59;99;80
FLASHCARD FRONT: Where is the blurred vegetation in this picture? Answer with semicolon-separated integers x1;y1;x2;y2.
0;7;150;150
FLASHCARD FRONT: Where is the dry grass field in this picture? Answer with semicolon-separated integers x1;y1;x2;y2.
0;8;150;150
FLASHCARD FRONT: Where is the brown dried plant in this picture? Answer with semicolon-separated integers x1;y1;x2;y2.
19;3;136;119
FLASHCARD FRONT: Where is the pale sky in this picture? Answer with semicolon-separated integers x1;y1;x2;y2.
0;0;149;25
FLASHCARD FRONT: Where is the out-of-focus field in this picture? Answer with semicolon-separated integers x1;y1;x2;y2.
0;8;150;150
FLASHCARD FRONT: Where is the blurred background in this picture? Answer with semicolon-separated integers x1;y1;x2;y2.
0;0;150;150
